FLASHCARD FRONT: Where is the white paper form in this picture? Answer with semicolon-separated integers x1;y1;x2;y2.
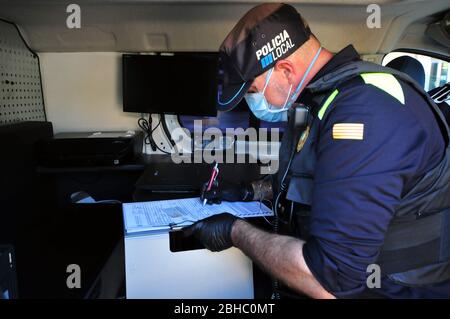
123;197;273;234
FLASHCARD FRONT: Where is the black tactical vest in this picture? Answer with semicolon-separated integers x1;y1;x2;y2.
276;60;450;286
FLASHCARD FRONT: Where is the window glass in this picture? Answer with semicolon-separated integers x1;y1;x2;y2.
383;51;450;105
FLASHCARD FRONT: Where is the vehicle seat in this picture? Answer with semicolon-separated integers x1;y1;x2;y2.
386;56;450;127
386;56;425;88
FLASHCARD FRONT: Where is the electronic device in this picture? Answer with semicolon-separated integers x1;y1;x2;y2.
289;103;309;133
122;52;218;116
135;163;211;192
37;131;144;167
0;245;18;299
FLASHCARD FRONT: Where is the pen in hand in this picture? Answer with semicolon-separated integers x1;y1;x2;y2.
203;162;219;206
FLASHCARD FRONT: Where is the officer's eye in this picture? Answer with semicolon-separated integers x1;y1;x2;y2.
247;86;257;94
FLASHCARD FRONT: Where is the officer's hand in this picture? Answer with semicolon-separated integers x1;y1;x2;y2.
182;213;239;251
200;179;254;205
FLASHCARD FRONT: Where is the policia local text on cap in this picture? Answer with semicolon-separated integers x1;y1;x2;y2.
184;3;450;298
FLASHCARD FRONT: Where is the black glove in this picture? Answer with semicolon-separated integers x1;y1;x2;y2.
182;213;239;251
200;179;254;205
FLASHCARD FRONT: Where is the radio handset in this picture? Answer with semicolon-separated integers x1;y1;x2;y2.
288;103;310;149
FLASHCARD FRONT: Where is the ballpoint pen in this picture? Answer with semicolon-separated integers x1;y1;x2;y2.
203;162;219;206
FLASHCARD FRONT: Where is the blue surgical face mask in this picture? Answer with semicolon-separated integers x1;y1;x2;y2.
245;47;322;122
244;68;288;122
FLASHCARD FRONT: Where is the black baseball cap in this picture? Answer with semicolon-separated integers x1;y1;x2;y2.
217;3;312;111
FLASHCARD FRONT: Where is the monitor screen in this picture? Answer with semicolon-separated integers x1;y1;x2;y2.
122;53;218;116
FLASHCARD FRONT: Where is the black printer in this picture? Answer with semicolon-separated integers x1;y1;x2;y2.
37;131;143;167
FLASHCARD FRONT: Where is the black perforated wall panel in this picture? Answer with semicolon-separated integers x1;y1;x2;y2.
0;19;46;126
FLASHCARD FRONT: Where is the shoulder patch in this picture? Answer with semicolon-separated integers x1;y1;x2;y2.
332;123;364;140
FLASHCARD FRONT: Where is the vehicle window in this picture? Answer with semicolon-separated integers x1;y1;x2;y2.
383;51;450;105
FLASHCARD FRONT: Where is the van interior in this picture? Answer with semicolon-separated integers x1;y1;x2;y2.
0;0;449;299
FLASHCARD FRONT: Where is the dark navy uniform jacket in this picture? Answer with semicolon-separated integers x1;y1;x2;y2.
298;46;450;298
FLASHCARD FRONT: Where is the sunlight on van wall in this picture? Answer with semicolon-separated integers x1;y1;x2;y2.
40;52;140;134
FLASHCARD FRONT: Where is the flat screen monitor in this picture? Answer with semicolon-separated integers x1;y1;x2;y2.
122;53;218;116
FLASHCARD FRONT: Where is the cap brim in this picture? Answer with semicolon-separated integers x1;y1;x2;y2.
217;80;252;112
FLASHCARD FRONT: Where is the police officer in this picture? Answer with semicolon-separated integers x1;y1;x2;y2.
184;3;450;298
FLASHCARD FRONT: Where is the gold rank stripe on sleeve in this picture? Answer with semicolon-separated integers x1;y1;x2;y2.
332;123;364;140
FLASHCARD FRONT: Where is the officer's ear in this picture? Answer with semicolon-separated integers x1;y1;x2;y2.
274;59;296;85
